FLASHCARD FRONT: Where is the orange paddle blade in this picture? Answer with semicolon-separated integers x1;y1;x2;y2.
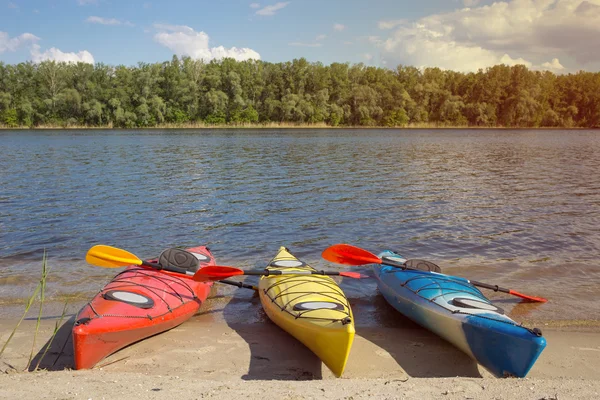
322;244;382;266
339;271;369;279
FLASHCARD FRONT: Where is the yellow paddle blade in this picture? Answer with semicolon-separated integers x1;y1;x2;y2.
86;245;143;268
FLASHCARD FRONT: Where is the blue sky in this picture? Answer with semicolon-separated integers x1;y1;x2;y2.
2;0;600;72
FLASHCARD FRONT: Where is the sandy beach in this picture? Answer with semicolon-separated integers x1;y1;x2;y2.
1;307;599;400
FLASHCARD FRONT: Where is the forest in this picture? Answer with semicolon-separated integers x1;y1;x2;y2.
1;56;599;128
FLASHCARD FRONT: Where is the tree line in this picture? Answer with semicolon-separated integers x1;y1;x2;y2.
1;56;599;128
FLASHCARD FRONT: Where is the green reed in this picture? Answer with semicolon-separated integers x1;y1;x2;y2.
25;251;48;370
0;251;71;372
0;252;45;358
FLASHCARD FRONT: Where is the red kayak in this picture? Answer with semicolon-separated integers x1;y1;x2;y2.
73;246;214;369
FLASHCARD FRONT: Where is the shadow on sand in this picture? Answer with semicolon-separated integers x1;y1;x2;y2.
221;278;325;380
27;315;76;371
347;284;483;378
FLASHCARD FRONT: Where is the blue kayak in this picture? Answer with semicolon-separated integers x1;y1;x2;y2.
374;250;546;377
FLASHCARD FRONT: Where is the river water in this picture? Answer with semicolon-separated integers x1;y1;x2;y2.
1;129;599;324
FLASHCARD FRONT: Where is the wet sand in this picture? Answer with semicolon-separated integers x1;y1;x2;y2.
1;312;599;400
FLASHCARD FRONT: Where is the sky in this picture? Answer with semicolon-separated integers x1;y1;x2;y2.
1;0;600;73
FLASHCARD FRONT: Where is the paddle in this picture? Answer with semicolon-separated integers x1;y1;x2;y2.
192;266;367;282
322;244;547;303
86;245;197;277
86;245;251;283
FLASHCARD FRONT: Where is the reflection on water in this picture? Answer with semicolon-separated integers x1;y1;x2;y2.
1;129;599;322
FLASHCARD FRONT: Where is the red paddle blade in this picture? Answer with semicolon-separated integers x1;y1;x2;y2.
193;266;243;282
508;289;548;303
322;244;382;266
339;271;369;279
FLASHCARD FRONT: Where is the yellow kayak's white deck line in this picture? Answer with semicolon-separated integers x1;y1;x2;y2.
258;247;355;377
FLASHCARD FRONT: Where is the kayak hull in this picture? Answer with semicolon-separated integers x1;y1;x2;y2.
374;250;546;378
258;247;355;377
73;246;214;370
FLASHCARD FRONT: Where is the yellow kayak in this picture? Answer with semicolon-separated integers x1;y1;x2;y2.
258;247;355;377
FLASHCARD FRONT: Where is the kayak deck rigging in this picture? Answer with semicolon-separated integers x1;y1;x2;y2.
78;267;199;322
262;274;352;324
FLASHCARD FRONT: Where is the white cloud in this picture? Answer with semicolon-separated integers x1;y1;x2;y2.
378;19;405;30
1;31;95;64
77;0;98;5
153;24;260;61
463;0;480;6
367;35;383;45
250;2;260;8
86;16;134;26
377;0;600;71
288;42;322;47
363;53;374;61
255;2;289;16
30;44;95;64
541;57;565;71
381;25;503;71
499;53;532;68
288;34;326;47
333;23;345;31
86;16;118;25
154;23;189;32
0;31;39;53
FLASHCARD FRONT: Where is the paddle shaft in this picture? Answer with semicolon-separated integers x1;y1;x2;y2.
322;244;547;302
380;256;524;297
193;265;366;282
244;269;349;277
218;279;258;290
140;260;195;277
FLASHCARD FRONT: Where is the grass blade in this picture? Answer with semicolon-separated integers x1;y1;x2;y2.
0;283;42;357
26;251;49;370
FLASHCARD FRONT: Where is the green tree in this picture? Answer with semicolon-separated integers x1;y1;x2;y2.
1;108;18;127
383;108;409;127
37;61;66;117
0;56;597;128
83;99;104;125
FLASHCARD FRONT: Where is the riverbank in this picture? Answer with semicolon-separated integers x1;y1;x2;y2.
1;315;599;399
1;123;593;130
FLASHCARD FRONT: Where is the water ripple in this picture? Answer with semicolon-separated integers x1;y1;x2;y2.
1;129;599;320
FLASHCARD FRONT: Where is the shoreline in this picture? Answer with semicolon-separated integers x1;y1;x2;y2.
3;304;600;331
2;293;600;331
1;316;600;399
1;124;598;130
